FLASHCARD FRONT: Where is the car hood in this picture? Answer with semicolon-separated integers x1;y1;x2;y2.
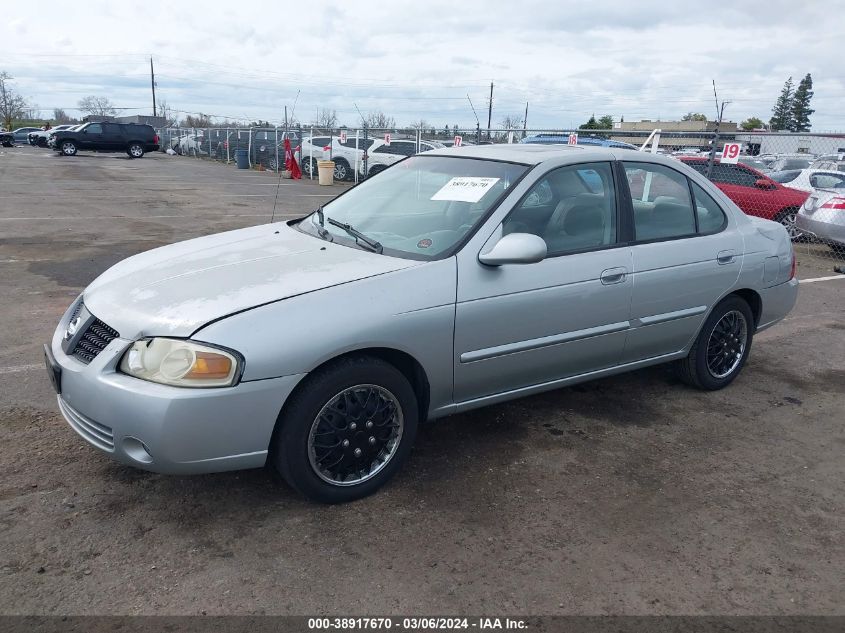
83;222;419;339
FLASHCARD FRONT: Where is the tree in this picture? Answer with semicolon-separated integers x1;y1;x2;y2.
597;114;614;129
0;72;28;130
682;112;708;122
409;119;430;130
156;101;178;126
790;73;814;132
769;77;793;131
500;114;523;129
78;95;117;117
365;110;395;129
740;116;764;131
311;108;338;129
579;114;599;130
53;108;74;124
183;113;212;128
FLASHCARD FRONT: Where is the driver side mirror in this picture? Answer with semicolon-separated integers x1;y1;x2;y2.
479;232;547;266
755;178;776;190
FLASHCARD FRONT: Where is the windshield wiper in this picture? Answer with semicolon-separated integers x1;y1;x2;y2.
327;218;383;253
313;206;332;241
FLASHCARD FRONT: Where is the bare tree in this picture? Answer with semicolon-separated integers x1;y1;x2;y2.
364;111;395;129
182;113;213;128
78;95;117;117
0;72;28;130
408;119;430;130
500;114;523;129
53;108;75;124
156;101;178;126
311;108;338;128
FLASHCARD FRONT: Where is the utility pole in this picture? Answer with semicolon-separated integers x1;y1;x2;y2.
150;57;157;117
523;101;528;138
706;80;730;179
486;81;493;139
284;105;288;132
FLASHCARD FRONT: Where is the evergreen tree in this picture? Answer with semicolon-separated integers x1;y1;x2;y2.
790;73;814;132
769;77;794;131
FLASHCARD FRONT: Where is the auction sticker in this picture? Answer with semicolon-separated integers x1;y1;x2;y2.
431;177;500;203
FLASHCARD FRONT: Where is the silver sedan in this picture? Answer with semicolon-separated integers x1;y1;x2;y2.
46;145;798;503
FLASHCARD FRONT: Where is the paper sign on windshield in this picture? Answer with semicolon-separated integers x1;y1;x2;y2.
431;177;500;203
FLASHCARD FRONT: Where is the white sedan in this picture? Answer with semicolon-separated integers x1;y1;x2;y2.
769;168;845;194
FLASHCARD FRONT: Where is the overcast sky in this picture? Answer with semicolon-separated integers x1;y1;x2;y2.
3;0;844;130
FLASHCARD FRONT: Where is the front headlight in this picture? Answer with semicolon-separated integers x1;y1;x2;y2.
119;338;242;388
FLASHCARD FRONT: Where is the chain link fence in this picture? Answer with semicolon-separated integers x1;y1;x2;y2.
154;125;845;262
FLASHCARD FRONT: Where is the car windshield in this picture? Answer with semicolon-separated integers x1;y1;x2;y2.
769;170;802;183
299;155;528;260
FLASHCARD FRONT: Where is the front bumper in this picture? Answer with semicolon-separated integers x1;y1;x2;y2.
49;304;305;475
796;212;845;246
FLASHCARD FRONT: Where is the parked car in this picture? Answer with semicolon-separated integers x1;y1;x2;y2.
521;134;638;150
796;189;845;250
10;127;41;143
361;138;445;177
300;134;376;180
46;145;797;503
680;157;809;239
767;155;816;172
769;168;845;194
47;124;83;148
28;124;75;147
0;131;13;147
52;122;160;158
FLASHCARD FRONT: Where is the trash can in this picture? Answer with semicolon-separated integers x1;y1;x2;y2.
317;160;335;185
234;149;249;169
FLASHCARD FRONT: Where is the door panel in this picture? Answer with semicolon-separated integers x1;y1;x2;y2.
621;161;743;362
455;247;632;402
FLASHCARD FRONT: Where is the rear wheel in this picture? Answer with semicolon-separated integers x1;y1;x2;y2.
776;207;803;241
60;140;77;156
333;158;350;181
675;295;754;390
127;143;145;158
272;356;418;503
302;157;318;177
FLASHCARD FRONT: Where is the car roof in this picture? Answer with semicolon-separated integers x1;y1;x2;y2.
427;143;637;165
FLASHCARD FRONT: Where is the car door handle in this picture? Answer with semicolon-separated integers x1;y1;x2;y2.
717;250;736;265
600;267;627;285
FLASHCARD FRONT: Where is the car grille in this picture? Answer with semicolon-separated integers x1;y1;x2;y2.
72;318;120;364
58;397;114;451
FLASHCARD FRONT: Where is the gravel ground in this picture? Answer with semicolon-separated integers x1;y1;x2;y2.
0;145;843;616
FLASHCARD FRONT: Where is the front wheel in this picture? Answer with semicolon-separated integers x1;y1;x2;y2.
272;356;419;503
128;143;145;158
675;296;754;390
302;157;318;177
60;140;77;156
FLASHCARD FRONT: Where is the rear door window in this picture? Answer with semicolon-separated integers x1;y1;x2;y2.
623;162;696;241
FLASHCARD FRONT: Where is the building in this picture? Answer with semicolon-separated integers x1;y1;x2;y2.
613;120;739;151
734;132;845;156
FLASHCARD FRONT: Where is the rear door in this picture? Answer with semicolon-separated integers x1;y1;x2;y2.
621;160;742;362
101;123;125;150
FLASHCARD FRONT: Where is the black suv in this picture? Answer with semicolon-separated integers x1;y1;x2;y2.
53;122;160;158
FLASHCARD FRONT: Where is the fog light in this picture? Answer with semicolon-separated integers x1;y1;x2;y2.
122;437;153;464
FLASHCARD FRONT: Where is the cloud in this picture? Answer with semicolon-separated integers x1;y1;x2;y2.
1;0;843;130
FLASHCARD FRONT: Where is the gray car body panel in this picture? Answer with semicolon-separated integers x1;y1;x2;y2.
50;145;797;474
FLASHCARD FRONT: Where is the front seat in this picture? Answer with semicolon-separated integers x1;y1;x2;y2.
545;204;606;252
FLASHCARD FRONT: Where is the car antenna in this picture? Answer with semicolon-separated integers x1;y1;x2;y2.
271;91;302;224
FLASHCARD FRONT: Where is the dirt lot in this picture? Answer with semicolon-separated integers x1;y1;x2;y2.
0;145;843;616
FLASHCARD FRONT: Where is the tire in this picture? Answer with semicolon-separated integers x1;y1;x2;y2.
127;143;145;158
302;157;318;178
271;355;419;503
775;207;803;242
675;295;754;390
368;165;386;178
60;140;77;156
333;158;350;181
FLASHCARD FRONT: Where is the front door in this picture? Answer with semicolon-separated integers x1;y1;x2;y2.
453;161;633;404
620;161;743;362
78;123;103;150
